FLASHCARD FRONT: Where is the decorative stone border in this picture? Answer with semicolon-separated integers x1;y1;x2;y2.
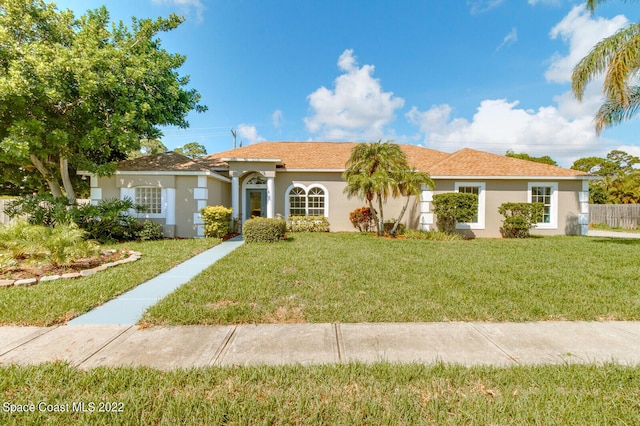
0;250;142;288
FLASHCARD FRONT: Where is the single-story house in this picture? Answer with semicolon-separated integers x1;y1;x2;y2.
81;141;593;238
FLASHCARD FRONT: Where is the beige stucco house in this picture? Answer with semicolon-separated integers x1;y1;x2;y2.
83;141;593;238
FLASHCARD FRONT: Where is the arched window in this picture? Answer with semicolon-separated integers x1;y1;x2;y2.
288;187;306;216
307;187;325;217
286;185;328;217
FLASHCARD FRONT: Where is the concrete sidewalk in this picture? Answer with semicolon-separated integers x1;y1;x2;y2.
1;322;640;370
588;229;640;239
68;236;245;325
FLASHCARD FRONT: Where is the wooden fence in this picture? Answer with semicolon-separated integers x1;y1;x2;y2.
589;204;640;229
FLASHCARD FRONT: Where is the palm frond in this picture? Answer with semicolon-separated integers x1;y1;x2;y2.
594;85;640;134
572;23;640;101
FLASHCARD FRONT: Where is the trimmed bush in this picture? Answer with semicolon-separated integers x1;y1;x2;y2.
287;216;330;232
200;205;233;238
383;220;406;235
432;192;479;234
137;220;164;241
243;217;287;243
349;207;374;232
498;202;544;238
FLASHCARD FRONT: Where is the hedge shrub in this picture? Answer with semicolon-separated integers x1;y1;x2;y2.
287;216;330;232
349;207;374;232
498;202;544;238
432;192;478;234
243;217;287;243
137;220;164;241
383;220;406;235
200;205;233;238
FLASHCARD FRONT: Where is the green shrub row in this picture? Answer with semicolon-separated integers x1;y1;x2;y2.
4;194;164;243
287;216;330;232
243;217;287;243
432;192;479;235
200;205;233;238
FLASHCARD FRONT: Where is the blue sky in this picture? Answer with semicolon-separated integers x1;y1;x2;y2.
52;0;640;167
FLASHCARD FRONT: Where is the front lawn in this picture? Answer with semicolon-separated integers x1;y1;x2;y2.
1;362;639;425
0;238;219;326
143;233;640;324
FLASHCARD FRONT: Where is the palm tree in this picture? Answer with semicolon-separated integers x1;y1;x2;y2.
343;141;409;236
572;2;640;133
389;168;434;236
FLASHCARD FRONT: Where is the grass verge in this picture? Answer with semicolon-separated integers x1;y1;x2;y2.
0;238;219;326
1;362;639;425
143;232;640;324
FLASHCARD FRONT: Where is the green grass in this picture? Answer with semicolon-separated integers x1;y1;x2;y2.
143;233;640;325
0;238;219;326
1;362;639;425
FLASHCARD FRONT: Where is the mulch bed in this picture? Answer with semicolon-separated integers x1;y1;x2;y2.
1;250;128;281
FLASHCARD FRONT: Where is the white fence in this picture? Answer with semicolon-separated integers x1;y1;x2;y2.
589;204;640;229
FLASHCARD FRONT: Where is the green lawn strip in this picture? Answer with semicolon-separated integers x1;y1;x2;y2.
0;238;219;326
143;233;640;324
1;362;639;424
590;223;640;233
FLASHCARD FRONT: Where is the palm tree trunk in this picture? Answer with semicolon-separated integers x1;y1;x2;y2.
60;156;76;203
377;196;385;236
390;196;410;236
30;154;63;198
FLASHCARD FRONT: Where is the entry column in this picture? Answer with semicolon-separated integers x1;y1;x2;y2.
231;173;239;221
266;175;275;218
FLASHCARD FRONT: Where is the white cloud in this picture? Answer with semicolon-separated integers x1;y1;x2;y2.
545;5;627;84
497;27;518;51
237;124;265;145
304;49;405;141
151;0;205;23
406;6;631;166
468;0;505;15
406;99;607;167
272;109;284;128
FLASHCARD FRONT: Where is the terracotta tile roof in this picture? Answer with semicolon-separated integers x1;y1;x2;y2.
120;143;589;178
116;152;212;172
206;141;449;170
427;148;589;177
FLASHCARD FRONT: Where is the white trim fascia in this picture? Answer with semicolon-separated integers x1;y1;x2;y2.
114;170;230;182
278;168;346;173
221;157;282;163
430;175;594;181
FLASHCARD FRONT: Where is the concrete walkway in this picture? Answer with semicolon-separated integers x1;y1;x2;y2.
68;236;245;325
1;322;640;369
588;229;640;239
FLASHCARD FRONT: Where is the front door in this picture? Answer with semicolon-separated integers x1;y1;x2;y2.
246;189;267;219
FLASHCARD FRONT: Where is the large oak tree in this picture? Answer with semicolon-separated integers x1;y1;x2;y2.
0;0;205;202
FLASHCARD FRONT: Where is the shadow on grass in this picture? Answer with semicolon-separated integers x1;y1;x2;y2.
589;237;640;245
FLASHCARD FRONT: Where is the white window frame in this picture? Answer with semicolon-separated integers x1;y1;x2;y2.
528;182;558;229
454;182;485;230
284;183;329;218
134;187;167;219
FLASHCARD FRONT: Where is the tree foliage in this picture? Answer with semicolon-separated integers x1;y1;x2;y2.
129;139;169;158
572;0;640;133
175;142;207;159
0;0;205;202
343;141;434;236
505;150;558;166
571;149;640;203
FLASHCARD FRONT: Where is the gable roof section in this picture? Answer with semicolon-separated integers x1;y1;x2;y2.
427;148;589;178
119;143;589;179
117;152;213;172
206;141;449;170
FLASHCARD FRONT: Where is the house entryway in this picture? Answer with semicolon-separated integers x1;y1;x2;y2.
246;189;267;219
